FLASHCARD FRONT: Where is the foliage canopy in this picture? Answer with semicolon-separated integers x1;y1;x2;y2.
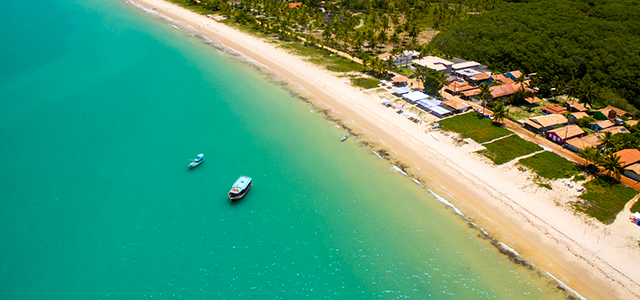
429;0;640;110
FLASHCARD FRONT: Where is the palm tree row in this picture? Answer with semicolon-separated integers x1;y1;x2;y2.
578;146;625;181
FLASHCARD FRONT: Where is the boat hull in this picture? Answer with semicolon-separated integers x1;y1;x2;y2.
229;182;251;201
188;161;203;169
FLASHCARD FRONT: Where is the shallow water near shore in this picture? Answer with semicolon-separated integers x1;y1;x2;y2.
0;0;573;298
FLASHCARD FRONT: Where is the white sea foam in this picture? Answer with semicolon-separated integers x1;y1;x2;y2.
411;178;425;188
545;272;587;300
392;165;408;176
371;150;382;159
429;190;464;216
497;242;520;257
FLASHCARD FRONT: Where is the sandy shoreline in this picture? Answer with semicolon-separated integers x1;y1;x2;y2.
128;1;640;298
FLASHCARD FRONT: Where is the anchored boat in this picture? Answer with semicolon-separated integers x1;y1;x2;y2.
228;176;252;201
188;153;204;169
341;134;349;141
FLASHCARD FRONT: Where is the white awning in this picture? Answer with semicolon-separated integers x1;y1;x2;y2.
403;91;430;102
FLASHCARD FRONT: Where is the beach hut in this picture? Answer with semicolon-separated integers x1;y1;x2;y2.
392;75;409;87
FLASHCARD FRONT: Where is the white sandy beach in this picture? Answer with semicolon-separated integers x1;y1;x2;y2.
129;1;640;298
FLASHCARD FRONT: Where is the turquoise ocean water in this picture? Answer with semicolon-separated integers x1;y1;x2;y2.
0;0;573;299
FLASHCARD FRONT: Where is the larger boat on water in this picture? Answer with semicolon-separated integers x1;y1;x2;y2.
228;176;252;201
188;153;204;169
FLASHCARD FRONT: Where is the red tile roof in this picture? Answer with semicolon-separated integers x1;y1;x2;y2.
540;104;568;115
490;84;517;98
614;149;640;167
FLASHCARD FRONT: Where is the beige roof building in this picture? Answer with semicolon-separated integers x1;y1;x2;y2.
523;114;568;132
546;125;585;140
413;56;454;72
523;96;542;105
441;99;471;112
571;112;589;119
602;126;630;135
566;100;588;112
615;149;640;167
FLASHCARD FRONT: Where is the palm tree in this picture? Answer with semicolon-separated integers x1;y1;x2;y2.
390;32;400;47
492;102;508;124
514;73;528;104
577;146;601;168
599;131;616;151
478;83;493;115
600;153;624;180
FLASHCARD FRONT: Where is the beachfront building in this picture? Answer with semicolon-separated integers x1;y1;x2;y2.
490;84;517;99
614;149;640;181
413;56;454;74
392;75;409;87
428;105;455;118
468;73;490;85
445;80;476;96
566;100;588;112
441;99;471;114
571;112;589;120
540;104;568;115
564;126;630;153
589;120;615;131
504;70;523;80
545;125;585;145
565;135;599;153
394;50;420;66
523;96;542;107
593;105;632;120
523;114;568;133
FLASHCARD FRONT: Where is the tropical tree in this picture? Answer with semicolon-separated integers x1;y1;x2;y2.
599;153;624;180
416;67;446;95
514;73;528;104
599;131;617;151
492;102;508;124
390;32;400;47
478;83;493;114
578;146;601;168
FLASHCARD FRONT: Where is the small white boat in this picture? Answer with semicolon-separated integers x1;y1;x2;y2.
341;134;349;141
188;153;204;169
430;132;439;141
229;176;252;201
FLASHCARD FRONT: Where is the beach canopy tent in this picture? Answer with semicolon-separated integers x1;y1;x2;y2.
392;87;412;94
380;98;393;106
403;91;430;103
429;105;454;118
416;98;442;109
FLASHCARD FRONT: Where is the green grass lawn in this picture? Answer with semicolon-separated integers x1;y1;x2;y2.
350;77;380;89
517;151;580;180
439;112;512;143
477;135;543;165
575;177;638;224
631;198;640;215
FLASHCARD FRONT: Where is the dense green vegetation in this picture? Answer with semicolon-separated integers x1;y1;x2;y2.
350;77;380;89
518;151;579;180
281;41;364;72
439;112;511;143
575;177;638;224
430;0;640;111
477;134;542;165
631;199;640;215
